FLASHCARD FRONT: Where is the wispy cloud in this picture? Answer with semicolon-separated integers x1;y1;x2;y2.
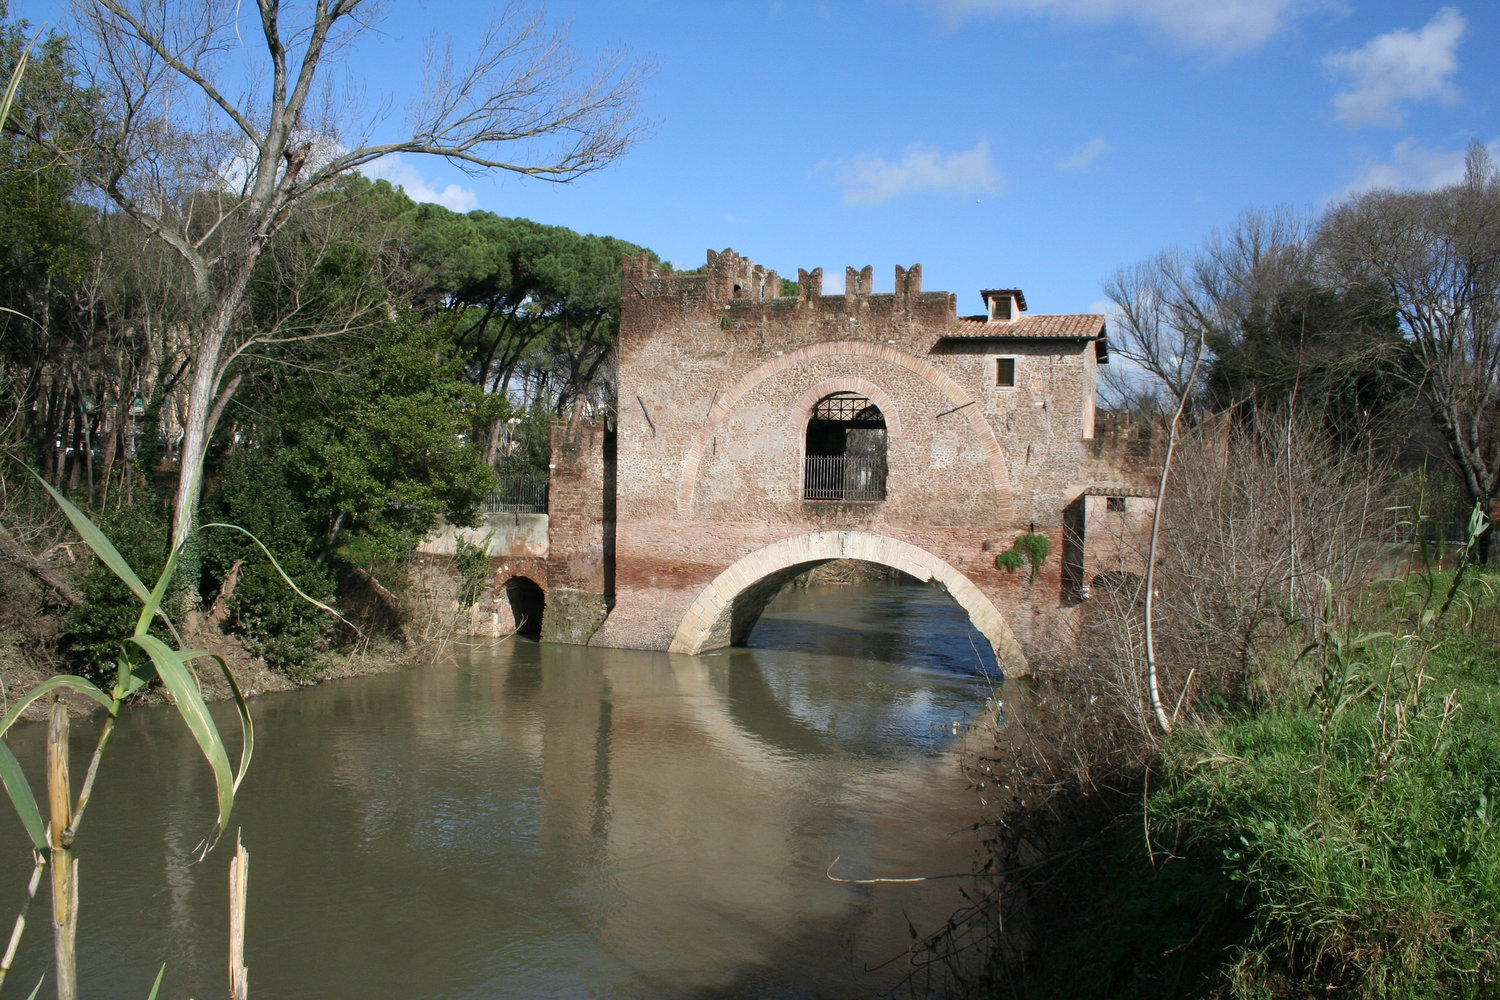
1324;7;1465;127
926;0;1320;55
823;141;1003;205
362;154;480;212
1057;137;1112;172
1332;137;1499;202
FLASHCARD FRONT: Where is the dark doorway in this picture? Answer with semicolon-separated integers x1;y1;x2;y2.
504;577;546;639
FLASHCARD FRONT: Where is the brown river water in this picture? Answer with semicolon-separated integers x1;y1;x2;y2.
0;581;1013;998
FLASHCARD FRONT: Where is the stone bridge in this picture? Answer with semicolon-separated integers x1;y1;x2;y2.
448;251;1155;676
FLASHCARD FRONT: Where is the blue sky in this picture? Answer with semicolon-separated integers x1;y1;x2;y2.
23;1;1500;318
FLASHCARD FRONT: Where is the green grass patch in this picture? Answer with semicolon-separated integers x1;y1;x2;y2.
1147;572;1500;999
1008;569;1500;999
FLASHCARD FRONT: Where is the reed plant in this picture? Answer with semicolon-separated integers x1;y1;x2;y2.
0;459;333;998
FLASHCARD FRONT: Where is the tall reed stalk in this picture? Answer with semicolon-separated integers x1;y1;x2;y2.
0;449;337;998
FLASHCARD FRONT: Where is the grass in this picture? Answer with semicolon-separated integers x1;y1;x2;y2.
1001;568;1500;1000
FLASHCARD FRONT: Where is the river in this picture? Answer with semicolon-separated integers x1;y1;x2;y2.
0;581;1008;998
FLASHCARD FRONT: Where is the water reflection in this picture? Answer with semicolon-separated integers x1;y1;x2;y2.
0;581;1001;999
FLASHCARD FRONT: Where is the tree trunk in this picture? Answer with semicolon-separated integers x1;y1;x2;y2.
170;260;258;552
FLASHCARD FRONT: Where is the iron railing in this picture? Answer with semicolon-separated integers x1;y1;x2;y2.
484;474;549;513
803;455;887;502
1382;502;1476;546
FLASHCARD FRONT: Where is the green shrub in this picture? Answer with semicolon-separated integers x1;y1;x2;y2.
67;496;172;682
994;548;1025;573
206;442;336;677
226;551;334;679
994;531;1050;578
453;535;492;610
1013;531;1051;575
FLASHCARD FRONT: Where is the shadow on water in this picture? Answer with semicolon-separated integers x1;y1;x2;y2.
723;580;1003;758
0;581;1007;999
746;580;1001;675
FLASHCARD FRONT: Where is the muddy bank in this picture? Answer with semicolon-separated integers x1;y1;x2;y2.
0;550;491;723
0;620;442;723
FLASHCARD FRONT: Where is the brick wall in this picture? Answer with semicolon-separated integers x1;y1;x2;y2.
542;248;1136;673
542;418;612;644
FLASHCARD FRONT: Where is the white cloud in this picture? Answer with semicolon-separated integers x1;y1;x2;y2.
361;154;480;212
928;0;1321;54
1324;7;1465;127
1057;137;1112;172
1332;137;1500;201
824;141;1003;205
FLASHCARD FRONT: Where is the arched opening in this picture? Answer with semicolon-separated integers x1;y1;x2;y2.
725;568;1004;753
503;577;546;639
669;531;1026;675
803;393;887;501
745;560;998;666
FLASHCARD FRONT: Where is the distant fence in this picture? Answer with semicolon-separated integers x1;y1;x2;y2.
484;473;549;513
1380;500;1480;547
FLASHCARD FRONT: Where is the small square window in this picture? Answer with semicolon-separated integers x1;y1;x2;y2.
1106;496;1126;513
995;357;1016;387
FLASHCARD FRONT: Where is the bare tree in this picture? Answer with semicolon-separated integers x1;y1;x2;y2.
1088;409;1396;731
1319;141;1500;553
16;0;644;550
1103;207;1312;414
1103;249;1208;408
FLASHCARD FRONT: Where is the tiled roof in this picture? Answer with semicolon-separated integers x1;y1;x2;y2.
948;314;1106;339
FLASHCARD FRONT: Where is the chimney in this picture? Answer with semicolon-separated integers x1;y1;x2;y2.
981;288;1027;323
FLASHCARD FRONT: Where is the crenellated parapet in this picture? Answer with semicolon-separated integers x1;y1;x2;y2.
797;267;823;300
619;250;957;346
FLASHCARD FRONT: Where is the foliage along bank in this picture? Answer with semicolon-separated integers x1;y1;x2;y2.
0;5;657;680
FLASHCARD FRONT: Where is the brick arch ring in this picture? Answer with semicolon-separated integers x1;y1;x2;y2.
674;341;1012;514
784;377;903;441
493;559;548;595
667;530;1028;676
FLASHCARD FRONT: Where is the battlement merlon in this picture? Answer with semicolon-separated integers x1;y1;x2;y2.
621;250;951;313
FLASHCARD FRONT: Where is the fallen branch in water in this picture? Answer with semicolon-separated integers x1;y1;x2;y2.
826;856;999;884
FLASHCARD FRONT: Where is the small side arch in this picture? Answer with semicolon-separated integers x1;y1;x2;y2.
668;531;1027;675
494;559;548;639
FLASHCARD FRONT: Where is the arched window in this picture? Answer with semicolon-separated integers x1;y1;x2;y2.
803;393;887;501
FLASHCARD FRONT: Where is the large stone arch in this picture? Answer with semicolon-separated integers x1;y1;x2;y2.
675;341;1011;514
668;530;1027;675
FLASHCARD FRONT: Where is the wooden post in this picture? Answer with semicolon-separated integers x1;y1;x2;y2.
229;831;248;1000
46;702;76;1000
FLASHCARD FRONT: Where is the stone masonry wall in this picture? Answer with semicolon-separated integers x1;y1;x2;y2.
582;249;1123;671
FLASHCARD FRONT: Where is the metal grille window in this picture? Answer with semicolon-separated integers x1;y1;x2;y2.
996;357;1016;387
812;395;884;423
803;393;887;502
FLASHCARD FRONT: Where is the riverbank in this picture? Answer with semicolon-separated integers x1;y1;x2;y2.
935;567;1500;1000
0;538;505;721
0;610;450;722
